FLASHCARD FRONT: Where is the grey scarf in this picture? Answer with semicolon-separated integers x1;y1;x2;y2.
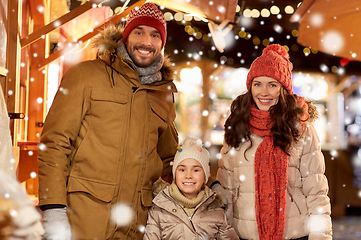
117;42;163;85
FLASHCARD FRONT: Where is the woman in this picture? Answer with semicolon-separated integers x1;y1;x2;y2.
217;44;332;240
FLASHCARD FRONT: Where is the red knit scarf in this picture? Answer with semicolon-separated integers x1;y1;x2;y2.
250;104;288;240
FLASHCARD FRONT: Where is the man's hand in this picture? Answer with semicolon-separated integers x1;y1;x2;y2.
211;183;233;226
42;208;71;240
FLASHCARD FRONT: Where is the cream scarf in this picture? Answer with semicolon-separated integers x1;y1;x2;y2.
169;182;209;217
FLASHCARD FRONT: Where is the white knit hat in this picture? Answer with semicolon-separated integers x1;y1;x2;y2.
172;137;211;182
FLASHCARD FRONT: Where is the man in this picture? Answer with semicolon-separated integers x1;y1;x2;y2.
38;3;178;239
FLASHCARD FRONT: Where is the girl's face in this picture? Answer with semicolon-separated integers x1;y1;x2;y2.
175;158;205;199
251;76;282;111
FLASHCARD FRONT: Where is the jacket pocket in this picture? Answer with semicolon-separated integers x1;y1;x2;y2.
67;176;115;239
149;99;168;122
91;88;128;104
141;189;153;207
89;88;128;132
287;188;302;215
67;176;116;202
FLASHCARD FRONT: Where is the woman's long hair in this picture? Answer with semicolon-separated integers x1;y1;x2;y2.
224;86;318;157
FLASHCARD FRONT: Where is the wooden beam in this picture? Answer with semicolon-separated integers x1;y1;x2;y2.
28;0;45;26
6;0;21;146
21;0;106;48
37;0;147;69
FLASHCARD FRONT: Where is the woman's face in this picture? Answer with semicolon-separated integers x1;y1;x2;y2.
251;76;282;111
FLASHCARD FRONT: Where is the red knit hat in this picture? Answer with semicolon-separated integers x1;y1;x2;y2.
246;44;293;93
122;3;167;49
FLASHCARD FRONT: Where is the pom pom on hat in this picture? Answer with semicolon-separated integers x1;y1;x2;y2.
172;137;211;183
122;3;167;48
246;44;293;93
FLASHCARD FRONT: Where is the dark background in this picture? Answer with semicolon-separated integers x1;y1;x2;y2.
70;0;361;76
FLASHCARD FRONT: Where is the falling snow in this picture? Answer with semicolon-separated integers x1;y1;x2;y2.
307;215;328;233
310;13;324;27
321;31;344;53
110;203;134;227
38;143;47;152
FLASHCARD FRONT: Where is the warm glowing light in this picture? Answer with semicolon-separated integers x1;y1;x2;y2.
303;48;311;55
184;15;193;21
174;12;183;21
311;48;318;54
187;28;195;35
202;34;210;42
164;12;173;21
292;29;299;37
284;5;294;14
251;9;260;18
270;6;280;15
194;32;202;39
331;66;338;73
261;9;270;17
291;44;298;51
238;31;246;38
243;9;252;18
252;37;261;45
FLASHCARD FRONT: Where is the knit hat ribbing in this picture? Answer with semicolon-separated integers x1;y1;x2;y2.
122;3;167;48
172;137;211;183
246;44;293;93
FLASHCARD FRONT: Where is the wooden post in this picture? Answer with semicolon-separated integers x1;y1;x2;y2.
6;0;22;165
27;0;48;142
199;60;214;141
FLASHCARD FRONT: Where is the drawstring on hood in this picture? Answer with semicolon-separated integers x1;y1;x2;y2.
109;49;118;86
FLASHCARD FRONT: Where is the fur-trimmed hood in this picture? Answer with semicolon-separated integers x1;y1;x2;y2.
152;178;225;210
92;24;175;81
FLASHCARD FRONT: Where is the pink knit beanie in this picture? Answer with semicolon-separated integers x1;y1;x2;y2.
122;3;167;48
246;44;293;93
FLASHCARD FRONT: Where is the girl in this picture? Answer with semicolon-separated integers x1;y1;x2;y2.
217;44;332;240
144;137;238;239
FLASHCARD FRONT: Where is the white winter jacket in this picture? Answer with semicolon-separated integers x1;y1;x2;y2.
217;123;332;240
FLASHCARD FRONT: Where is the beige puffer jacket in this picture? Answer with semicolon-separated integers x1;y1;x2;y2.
143;183;238;240
217;123;332;240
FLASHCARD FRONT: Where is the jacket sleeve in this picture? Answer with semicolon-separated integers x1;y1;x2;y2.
37;63;89;206
143;205;162;240
158;100;178;183
216;143;239;198
300;123;332;239
216;212;239;240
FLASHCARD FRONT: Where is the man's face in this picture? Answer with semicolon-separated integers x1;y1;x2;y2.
126;25;163;68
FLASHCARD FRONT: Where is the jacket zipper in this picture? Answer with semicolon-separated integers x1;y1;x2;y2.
161;192;216;233
287;188;301;214
161;192;213;233
111;85;136;239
